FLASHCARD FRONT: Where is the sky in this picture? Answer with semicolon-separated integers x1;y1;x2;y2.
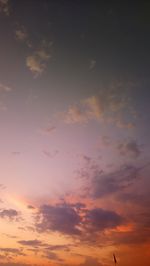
0;1;150;266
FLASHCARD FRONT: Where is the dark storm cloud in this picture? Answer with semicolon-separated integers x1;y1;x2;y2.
36;203;81;235
85;208;123;231
0;209;19;220
34;202;125;239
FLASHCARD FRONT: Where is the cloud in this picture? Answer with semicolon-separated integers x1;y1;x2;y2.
15;26;28;42
34;201;125;242
0;209;19;220
117;140;141;158
44;244;71;251
26;47;52;76
27;205;35;210
63;87;134;127
85;208;123;232
101;136;111;146
79;257;103;266
0;183;6;190
110;218;150;245
0;83;12;92
115;118;135;129
42;149;58;158
0;248;25;256
0;263;33;266
83;95;104;119
0;83;12;111
63;105;88;124
91;165;141;198
0;0;10;16
63;95;105;124
18;239;43;247
3;233;18;239
43;250;62;261
89;59;96;70
36;203;81;235
0;102;7;111
77;159;145;199
40;126;56;135
18;240;69;262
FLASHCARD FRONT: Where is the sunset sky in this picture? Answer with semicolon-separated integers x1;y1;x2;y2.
0;1;150;266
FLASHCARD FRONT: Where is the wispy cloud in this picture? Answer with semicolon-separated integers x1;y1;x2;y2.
0;102;7;111
18;239;43;247
0;209;19;221
77;158;145;198
0;83;12;92
0;263;31;266
79;257;103;266
42;149;58;158
117;140;141;158
89;59;96;70
62;86;135;128
0;0;10;16
0;247;25;257
0;83;12;111
15;26;28;42
42;250;62;262
40;125;56;135
26;41;53;76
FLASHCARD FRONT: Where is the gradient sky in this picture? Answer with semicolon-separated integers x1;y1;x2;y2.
0;1;150;266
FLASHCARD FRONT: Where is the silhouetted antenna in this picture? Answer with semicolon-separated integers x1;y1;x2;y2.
113;253;117;264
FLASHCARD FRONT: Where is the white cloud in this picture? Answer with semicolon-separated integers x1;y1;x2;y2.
0;102;7;111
